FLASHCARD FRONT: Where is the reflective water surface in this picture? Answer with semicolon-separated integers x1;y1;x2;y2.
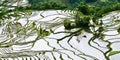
0;10;120;60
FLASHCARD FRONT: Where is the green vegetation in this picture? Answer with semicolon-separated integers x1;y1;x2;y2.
27;1;67;10
77;2;90;15
27;0;120;8
64;20;75;30
117;28;120;34
85;0;97;3
109;51;120;56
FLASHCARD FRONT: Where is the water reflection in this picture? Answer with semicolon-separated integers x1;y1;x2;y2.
0;10;120;60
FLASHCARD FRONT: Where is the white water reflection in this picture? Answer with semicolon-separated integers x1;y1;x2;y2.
31;10;120;60
0;10;120;60
28;11;120;60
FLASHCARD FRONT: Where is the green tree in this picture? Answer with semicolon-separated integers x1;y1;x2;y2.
77;2;90;15
86;0;97;3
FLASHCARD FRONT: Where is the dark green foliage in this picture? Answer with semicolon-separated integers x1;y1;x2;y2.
69;0;79;4
27;0;67;10
67;0;81;7
77;3;90;15
118;0;120;2
0;0;9;6
28;0;44;5
28;0;81;8
64;20;76;30
27;0;120;10
117;28;120;34
63;12;91;32
27;1;67;10
95;3;120;18
85;0;97;3
75;17;90;29
15;6;26;11
98;27;104;32
0;8;14;25
75;16;91;33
